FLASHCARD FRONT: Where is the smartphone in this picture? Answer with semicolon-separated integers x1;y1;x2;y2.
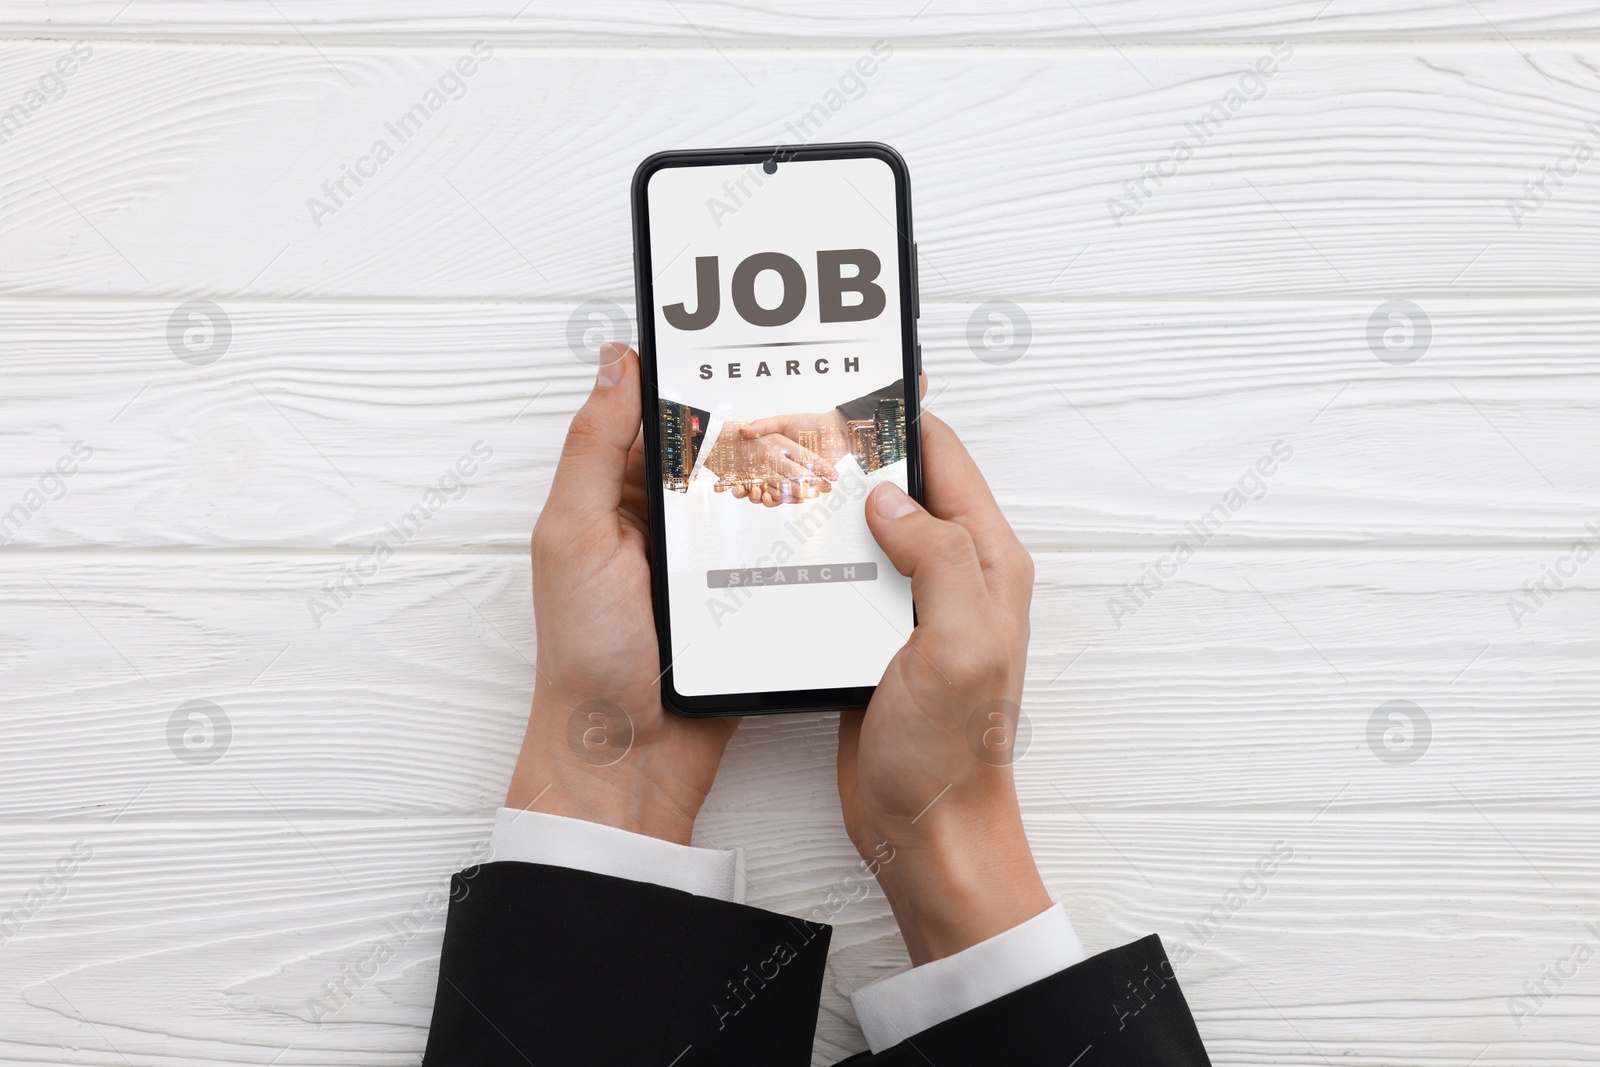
632;142;923;716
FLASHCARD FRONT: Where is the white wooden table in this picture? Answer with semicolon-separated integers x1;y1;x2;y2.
2;3;1597;1063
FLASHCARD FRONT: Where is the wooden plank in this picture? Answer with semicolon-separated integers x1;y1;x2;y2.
3;46;1600;299
0;549;1594;820
0;813;1591;1064
2;300;1593;550
1;1;1597;44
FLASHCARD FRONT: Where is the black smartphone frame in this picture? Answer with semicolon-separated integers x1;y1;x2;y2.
631;141;923;717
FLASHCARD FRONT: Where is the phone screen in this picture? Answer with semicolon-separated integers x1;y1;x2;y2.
638;149;917;708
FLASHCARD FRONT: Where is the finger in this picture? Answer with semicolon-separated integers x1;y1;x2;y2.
544;344;640;524
865;481;992;633
918;371;928;402
917;412;1030;590
619;430;649;525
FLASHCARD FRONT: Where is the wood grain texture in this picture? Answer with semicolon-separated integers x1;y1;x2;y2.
3;4;1596;1063
2;300;1594;550
0;814;1592;1065
4;45;1600;300
2;1;1599;44
0;549;1594;820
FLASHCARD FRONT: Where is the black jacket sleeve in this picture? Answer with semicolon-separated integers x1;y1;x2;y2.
837;934;1211;1066
422;861;831;1067
422;862;1210;1067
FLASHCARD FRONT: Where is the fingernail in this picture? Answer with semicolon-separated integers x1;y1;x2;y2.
872;482;917;520
596;344;624;388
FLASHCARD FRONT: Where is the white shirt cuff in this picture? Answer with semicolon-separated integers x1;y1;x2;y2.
491;807;746;903
850;902;1086;1053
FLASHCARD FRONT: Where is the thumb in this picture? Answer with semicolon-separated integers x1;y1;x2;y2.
543;344;641;521
865;482;990;637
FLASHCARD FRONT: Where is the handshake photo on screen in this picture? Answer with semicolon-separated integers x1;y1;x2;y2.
659;378;907;506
